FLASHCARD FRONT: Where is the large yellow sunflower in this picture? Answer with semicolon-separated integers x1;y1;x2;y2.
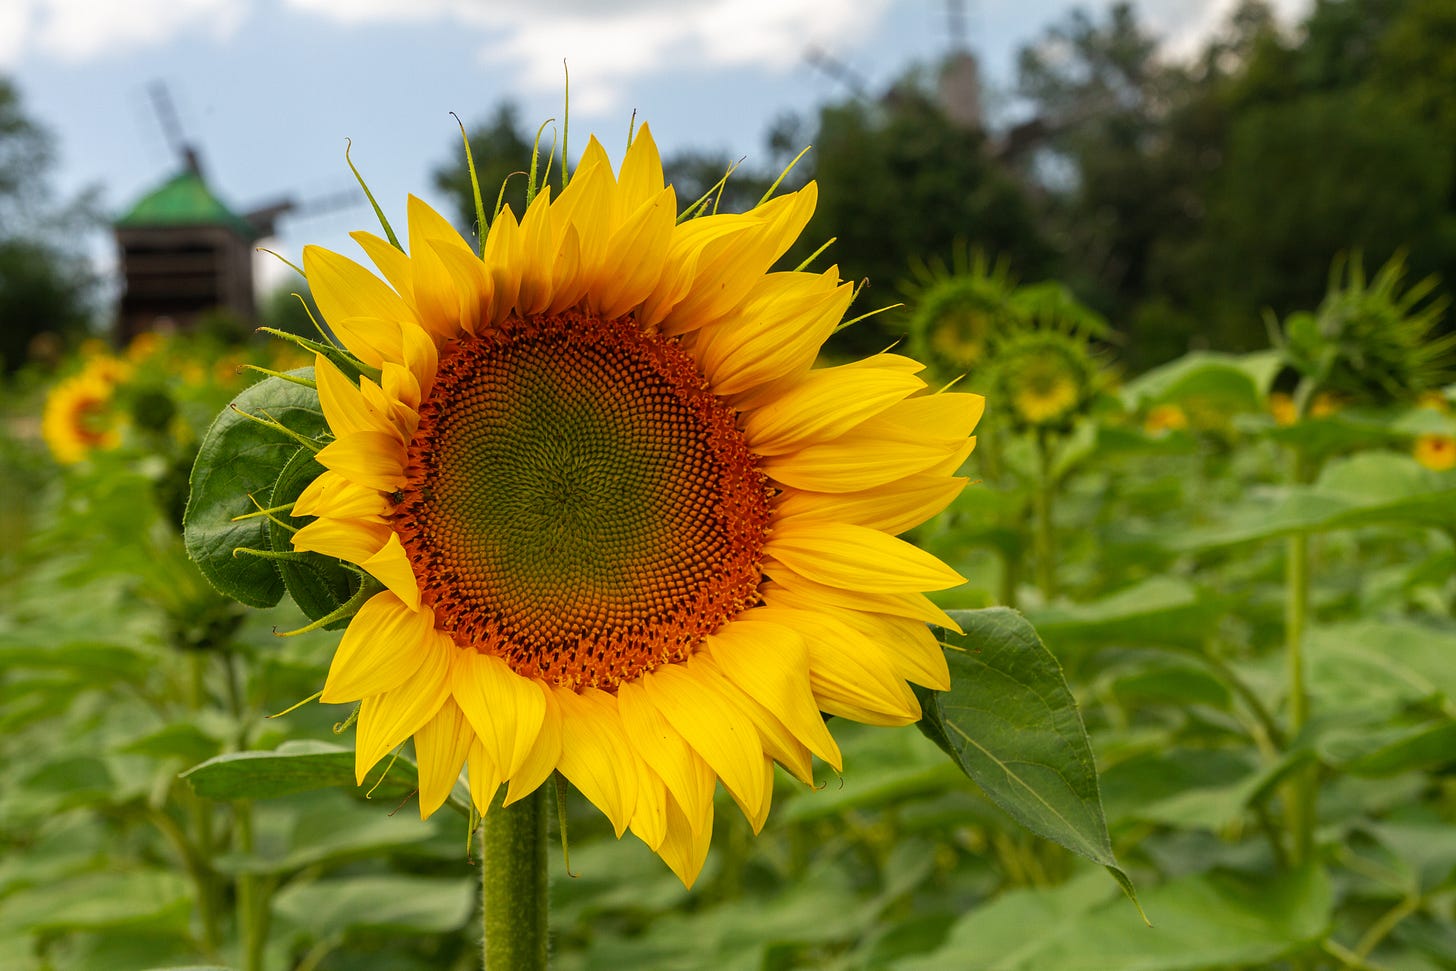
290;125;982;886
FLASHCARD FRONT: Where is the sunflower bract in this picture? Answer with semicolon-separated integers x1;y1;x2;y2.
290;125;983;887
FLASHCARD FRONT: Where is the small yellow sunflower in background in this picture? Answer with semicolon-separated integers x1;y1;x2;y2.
42;364;123;464
1143;403;1188;435
289;125;981;886
1268;392;1297;427
1414;433;1456;471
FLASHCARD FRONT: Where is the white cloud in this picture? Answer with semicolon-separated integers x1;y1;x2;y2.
285;0;894;110
0;0;246;66
1146;0;1313;62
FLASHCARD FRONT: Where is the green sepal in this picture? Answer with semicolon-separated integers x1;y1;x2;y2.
183;368;327;608
257;327;381;385
268;447;369;630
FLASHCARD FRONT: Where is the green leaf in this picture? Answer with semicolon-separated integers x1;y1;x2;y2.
899;864;1331;971
183;741;412;801
272;875;475;936
1027;577;1218;649
1121;350;1280;412
268;447;365;629
183;369;326;608
180;741;472;818
913;607;1139;913
0;870;191;934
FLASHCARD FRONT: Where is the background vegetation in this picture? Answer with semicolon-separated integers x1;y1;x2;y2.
3;0;1456;968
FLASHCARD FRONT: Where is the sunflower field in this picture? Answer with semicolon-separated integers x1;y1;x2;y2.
5;51;1456;966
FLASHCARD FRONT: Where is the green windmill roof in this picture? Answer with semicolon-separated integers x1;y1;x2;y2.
116;169;257;239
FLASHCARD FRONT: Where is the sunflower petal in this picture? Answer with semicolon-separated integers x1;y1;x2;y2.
354;632;452;783
413;696;474;818
554;687;638;836
642;661;765;823
321;592;437;703
452;651;547;782
766;521;965;593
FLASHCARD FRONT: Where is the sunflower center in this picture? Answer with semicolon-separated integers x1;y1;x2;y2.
392;311;771;691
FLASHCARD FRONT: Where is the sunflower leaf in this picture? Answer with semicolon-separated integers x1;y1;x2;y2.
268;447;364;629
913;607;1143;918
184;369;327;609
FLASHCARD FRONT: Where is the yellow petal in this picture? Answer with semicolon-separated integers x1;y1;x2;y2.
761;575;960;632
696;270;851;396
655;788;713;889
321;591;437;703
405;195;470;340
700;653;815;787
760;606;921;725
359;532;421;610
591;187;675;319
642;661;765;822
468;739;502;815
292;516;391;567
354;632;452;783
766;521;965;593
291;470;388;521
504;686;563;805
303;246;413;365
702;621;841;771
762;435;961;493
412;696;474;818
773;473;968;536
629;762;668;852
428;238;493;337
451;650;547;783
351;231;414;301
554;686;638;837
515;189;557;316
315;356;399;440
618;123;666;211
617;680;715;834
315;431;407;492
740;363;924;456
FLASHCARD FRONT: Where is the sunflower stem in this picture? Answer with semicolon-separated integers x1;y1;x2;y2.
1033;429;1057;602
481;787;549;971
1283;441;1318;869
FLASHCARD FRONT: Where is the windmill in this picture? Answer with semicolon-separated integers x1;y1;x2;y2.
112;82;354;343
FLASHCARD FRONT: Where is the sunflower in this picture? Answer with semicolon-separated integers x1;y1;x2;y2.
1143;403;1188;435
1413;433;1456;471
42;363;123;464
288;126;981;886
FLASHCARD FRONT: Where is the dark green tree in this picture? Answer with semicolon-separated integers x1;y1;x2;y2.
0;77;97;372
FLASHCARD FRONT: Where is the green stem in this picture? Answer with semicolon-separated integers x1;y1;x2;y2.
482;788;549;971
235;800;268;971
1283;450;1317;867
1033;431;1057;602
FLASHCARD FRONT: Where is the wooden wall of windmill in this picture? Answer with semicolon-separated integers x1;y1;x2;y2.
112;147;293;344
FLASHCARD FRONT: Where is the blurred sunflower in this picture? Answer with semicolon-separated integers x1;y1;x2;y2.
1413;433;1456;471
1143;403;1188;435
42;358;125;464
902;247;1017;375
290;125;981;886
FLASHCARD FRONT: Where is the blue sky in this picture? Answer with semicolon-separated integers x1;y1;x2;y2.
5;0;1307;300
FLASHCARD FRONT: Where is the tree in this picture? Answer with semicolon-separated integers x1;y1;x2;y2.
0;77;97;372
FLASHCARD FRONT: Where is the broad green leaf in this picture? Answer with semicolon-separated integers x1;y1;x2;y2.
183;369;326;608
1318;719;1456;777
1121;350;1280;412
1173;452;1456;551
1027;577;1218;649
268;447;366;629
181;741;473;818
914;608;1138;910
0;870;190;934
182;740;415;801
272;875;474;936
1306;620;1456;712
899;864;1331;971
214;797;441;876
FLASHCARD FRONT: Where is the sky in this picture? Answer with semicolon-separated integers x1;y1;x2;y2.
4;0;1310;304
